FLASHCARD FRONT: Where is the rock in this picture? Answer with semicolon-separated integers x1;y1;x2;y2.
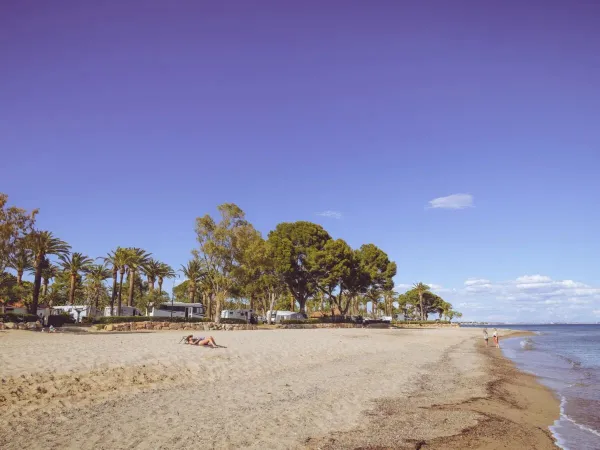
0;322;4;330
4;322;15;329
145;323;153;329
169;323;181;330
17;323;27;330
135;322;146;330
105;324;114;331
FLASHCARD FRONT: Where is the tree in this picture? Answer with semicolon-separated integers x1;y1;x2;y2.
314;239;362;315
40;258;59;297
193;203;257;322
8;242;33;286
412;282;430;320
267;221;331;314
124;248;151;308
58;252;93;305
180;259;203;302
0;193;37;275
25;230;70;315
142;258;162;293
85;263;112;309
358;244;397;317
156;262;176;295
107;247;130;316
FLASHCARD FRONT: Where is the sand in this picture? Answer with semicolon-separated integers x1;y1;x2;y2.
0;327;559;449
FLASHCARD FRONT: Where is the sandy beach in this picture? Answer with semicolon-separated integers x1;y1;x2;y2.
0;328;558;449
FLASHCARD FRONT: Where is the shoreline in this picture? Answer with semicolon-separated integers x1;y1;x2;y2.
424;332;560;449
0;328;560;449
304;330;560;449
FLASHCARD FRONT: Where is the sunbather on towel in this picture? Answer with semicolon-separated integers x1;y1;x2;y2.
185;335;218;348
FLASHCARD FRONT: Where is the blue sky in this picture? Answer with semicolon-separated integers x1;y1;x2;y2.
1;1;599;322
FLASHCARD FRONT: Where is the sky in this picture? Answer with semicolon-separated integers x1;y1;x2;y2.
1;1;599;322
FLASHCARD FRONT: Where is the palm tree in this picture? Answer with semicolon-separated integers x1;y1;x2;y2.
86;263;112;309
180;259;203;302
58;252;93;305
104;248;125;315
413;282;430;321
109;247;130;316
156;262;175;294
40;258;59;297
141;258;161;293
8;243;33;286
25;231;70;315
125;248;151;308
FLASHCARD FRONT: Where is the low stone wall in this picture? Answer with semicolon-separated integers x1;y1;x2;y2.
276;323;360;329
392;323;460;328
94;321;258;332
277;323;460;330
0;321;42;331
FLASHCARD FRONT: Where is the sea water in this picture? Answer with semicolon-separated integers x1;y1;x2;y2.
476;324;600;450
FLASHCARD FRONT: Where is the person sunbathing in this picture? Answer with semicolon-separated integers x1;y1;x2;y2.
184;335;219;348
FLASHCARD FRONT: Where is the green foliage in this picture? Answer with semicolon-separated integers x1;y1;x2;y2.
267;221;331;313
94;316;212;324
194;203;258;321
1;313;39;323
0;193;38;275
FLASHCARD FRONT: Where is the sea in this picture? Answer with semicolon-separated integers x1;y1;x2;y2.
466;324;600;450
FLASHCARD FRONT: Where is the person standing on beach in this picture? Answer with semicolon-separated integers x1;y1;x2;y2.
483;329;489;347
493;328;499;348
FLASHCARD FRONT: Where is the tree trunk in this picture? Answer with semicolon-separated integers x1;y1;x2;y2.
148;276;154;293
110;270;117;315
207;294;212;321
291;296;295;311
418;293;424;320
17;270;23;286
127;270;135;307
117;271;125;316
158;278;163;294
69;274;76;305
42;278;49;297
29;256;43;315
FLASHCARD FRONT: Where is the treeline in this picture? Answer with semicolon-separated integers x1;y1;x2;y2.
0;194;461;321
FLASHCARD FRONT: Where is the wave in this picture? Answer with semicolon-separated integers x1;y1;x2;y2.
550;395;600;450
520;338;535;350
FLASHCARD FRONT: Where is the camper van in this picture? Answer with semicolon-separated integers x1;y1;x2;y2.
148;302;205;319
52;305;102;323
267;310;305;324
220;309;253;322
103;306;143;317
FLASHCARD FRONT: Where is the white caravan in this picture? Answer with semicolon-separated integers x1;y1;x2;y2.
220;309;253;322
267;310;305;323
52;305;102;323
103;306;143;317
148;302;205;319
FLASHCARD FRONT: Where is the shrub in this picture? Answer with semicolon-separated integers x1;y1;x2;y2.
219;318;247;325
392;320;451;325
94;316;212;325
1;313;39;323
47;314;75;327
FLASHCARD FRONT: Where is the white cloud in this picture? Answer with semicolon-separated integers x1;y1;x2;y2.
427;193;474;210
393;275;600;322
316;210;342;220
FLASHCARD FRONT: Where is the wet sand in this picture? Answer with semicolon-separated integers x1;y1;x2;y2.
0;328;558;449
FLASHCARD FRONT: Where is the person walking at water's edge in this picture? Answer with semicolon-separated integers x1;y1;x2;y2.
493;328;500;348
483;328;489;347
